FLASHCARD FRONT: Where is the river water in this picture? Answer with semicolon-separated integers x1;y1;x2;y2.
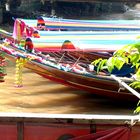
97;8;140;20
0;6;140;115
0;60;136;114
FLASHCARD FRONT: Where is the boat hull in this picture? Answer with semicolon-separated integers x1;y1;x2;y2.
3;49;138;102
0;113;139;140
35;61;138;102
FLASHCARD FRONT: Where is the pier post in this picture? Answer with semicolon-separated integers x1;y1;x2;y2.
0;8;3;24
51;0;56;16
5;0;10;11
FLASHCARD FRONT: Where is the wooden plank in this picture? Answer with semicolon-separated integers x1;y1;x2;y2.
0;112;138;122
44;0;139;3
17;122;24;140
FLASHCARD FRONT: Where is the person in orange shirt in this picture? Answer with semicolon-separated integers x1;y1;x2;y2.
32;31;40;38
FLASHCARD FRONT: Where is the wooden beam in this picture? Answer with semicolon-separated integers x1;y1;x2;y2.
44;0;139;2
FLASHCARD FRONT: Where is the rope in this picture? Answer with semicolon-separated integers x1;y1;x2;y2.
111;74;140;99
0;52;6;82
15;57;27;87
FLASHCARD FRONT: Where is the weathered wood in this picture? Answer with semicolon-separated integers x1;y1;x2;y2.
17;122;24;140
0;8;3;24
0;112;139;123
43;0;139;2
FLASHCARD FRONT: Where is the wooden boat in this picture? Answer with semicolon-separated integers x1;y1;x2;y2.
11;19;140;53
0;25;137;62
0;18;137;63
13;18;140;39
22;36;138;53
0;29;14;42
10;18;140;52
41;16;140;31
10;19;140;61
68;51;113;61
0;42;139;102
23;16;140;31
0;112;139;140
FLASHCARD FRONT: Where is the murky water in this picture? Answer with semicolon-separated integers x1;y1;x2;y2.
0;59;136;115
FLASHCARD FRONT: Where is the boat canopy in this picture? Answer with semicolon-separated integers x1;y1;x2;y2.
12;18;140;52
40;16;140;31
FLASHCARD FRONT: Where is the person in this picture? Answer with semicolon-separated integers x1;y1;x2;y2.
37;17;46;31
19;39;25;48
32;30;40;38
24;38;34;53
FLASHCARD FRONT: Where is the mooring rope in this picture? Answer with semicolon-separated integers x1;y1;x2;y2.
0;52;6;82
15;57;27;87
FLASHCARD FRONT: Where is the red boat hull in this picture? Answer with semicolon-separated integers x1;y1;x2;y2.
0;113;139;140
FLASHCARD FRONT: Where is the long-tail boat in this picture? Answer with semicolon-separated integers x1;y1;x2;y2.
9;18;140;56
15;16;140;31
0;40;139;102
2;18;136;62
10;17;140;61
44;16;140;30
12;17;140;37
35;16;140;31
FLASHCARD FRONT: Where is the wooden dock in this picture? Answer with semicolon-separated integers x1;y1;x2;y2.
44;0;139;2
